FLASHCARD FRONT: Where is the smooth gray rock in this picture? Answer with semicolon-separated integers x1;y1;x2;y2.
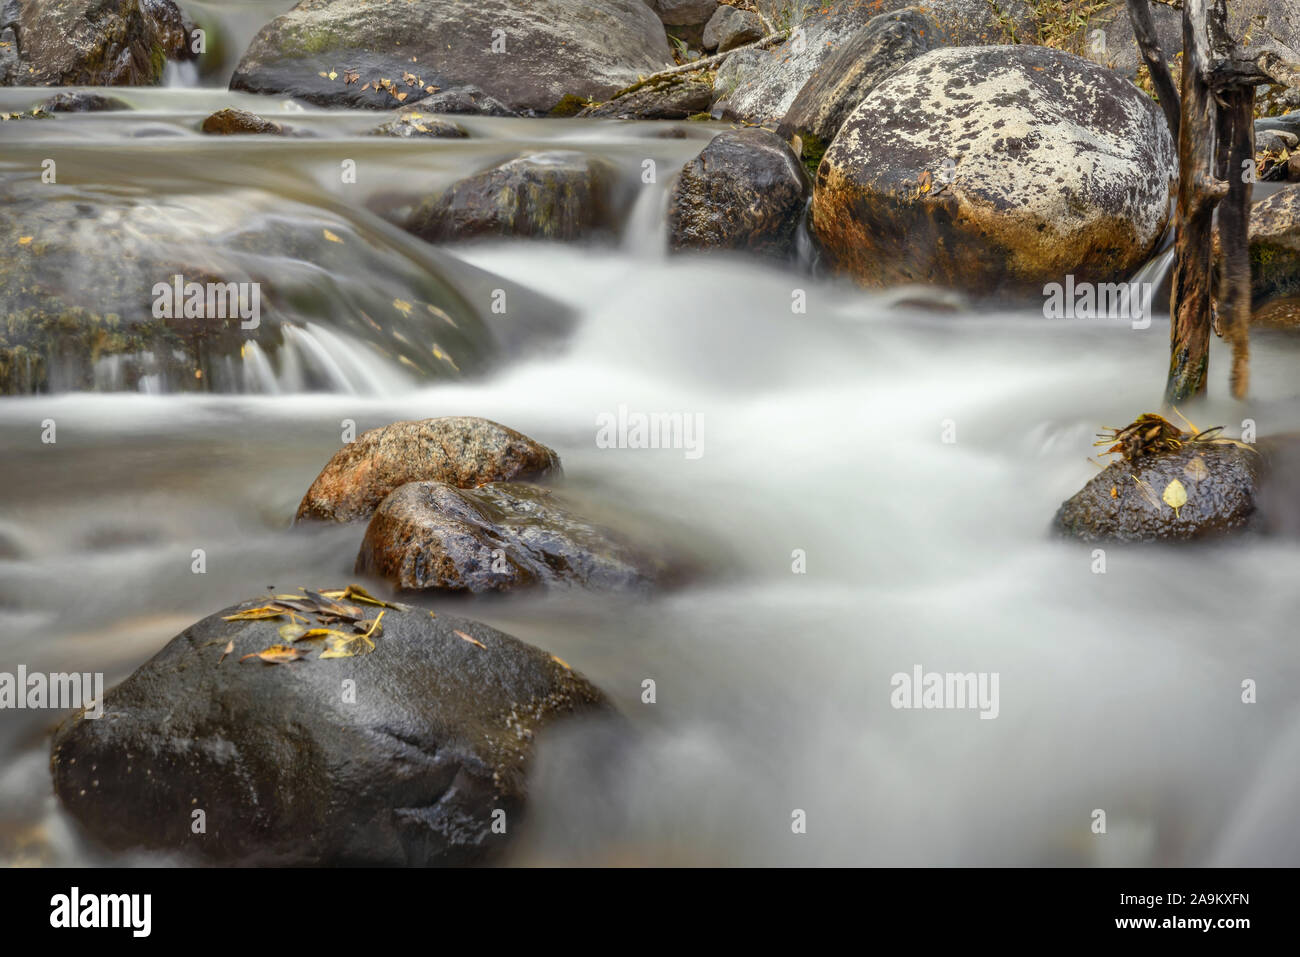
702;6;763;53
230;0;674;113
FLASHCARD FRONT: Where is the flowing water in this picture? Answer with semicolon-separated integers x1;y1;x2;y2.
4;7;1300;867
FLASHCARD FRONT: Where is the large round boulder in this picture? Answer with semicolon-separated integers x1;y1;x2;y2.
229;0;673;113
667;128;808;259
811;45;1175;299
296;417;562;524
1;0;194;86
356;482;669;593
50;595;610;865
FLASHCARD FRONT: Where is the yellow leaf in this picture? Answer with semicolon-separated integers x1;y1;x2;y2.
222;605;287;621
17;236;33;245
322;228;343;243
240;644;308;665
551;654;571;671
1162;478;1188;518
328;70;338;81
392;298;413;316
454;629;485;649
278;623;307;641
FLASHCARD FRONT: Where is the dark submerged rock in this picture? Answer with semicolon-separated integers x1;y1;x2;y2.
667;128;808;258
368;111;469;139
50;599;610;865
1052;445;1262;543
296;417;562;524
199;107;284;135
404;151;620;244
356;481;668;594
415;85;516;117
37;91;131;112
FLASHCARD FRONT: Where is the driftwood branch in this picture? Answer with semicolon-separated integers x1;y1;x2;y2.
1215;86;1254;399
606;30;789;101
1125;0;1181;137
1165;0;1228;404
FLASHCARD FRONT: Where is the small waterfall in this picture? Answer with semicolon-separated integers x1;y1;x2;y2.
1129;246;1175;291
240;341;280;394
621;183;667;258
162;59;201;89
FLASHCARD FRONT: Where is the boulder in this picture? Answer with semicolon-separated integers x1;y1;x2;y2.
1053;444;1261;543
200;107;284;135
702;6;763;53
404;151;620;244
811;45;1175;299
369;111;469;139
777;9;937;174
229;0;673;114
36;91;131;112
712;0;1032;126
1;0;194;86
1082;0;1300;85
577;75;713;119
667;128;808;258
0;188;498;394
1242;185;1300;323
647;0;719;47
296;417;562;524
50;597;609;865
415;85;516;117
356;482;667;593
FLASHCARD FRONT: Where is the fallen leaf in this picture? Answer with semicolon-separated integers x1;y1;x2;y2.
1184;456;1209;482
218;640;234;664
1163;478;1188;518
392;298;413;316
1109;485;1118;498
322;228;343;243
551;654;572;671
455;629;486;649
327;70;338;81
222;605;287;621
240;644;309;665
279;623;307;641
17;236;33;245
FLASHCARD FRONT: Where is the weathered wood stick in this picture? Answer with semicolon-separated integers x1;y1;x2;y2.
1125;0;1181;137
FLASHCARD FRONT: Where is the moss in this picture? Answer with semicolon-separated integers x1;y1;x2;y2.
799;131;827;181
548;94;589;117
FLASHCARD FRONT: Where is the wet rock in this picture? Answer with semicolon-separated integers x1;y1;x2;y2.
648;0;719;47
811;45;1175;300
356;482;667;593
199;107;284;135
1053;445;1262;543
2;0;194;86
0;188;497;394
416;85;516;117
1244;184;1300;324
713;0;1031;126
404;151;620;244
577;75;713;119
777;9;937;175
50;598;610;865
1257;129;1299;154
36;91;131;112
297;417;562;524
702;6;763;53
667;128;808;258
230;0;673;113
369;111;469;139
